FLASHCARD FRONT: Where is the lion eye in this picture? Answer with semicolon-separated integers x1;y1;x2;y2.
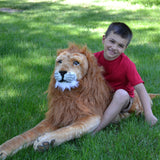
57;60;62;64
73;61;79;65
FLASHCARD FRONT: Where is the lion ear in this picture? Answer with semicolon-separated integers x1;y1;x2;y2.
57;49;64;56
68;42;77;49
68;42;83;53
56;43;78;56
81;45;87;54
57;43;90;56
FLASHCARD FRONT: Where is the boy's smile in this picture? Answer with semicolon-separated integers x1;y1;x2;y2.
102;31;128;61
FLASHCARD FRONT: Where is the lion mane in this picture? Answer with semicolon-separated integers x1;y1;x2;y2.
46;43;112;128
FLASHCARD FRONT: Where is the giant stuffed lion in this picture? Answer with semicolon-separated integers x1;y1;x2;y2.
0;43;157;159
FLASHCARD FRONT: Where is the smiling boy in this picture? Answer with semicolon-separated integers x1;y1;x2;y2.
93;22;158;133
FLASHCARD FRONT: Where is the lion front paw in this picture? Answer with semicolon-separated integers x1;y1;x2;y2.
0;149;8;160
33;136;55;152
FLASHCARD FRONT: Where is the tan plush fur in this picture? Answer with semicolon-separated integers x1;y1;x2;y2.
0;43;157;159
46;44;112;127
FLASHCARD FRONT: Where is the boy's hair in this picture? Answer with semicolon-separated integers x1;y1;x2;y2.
105;22;132;46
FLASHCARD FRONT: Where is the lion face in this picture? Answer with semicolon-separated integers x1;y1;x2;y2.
54;51;88;91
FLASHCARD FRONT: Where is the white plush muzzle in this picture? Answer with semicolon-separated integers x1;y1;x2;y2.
54;71;79;91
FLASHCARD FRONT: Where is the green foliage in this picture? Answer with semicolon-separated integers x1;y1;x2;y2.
116;0;160;6
132;0;160;7
0;0;160;159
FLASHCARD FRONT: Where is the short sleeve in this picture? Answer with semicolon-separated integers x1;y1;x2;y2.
126;61;144;86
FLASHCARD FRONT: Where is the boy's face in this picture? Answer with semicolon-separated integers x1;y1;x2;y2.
102;31;128;61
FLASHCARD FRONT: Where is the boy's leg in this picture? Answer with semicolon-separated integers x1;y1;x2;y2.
93;89;130;133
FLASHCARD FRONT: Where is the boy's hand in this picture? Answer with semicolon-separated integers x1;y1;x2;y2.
145;113;158;126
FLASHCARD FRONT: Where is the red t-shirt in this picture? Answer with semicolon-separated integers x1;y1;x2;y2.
94;51;144;97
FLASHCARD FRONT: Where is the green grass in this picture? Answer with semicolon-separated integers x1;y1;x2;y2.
0;0;160;159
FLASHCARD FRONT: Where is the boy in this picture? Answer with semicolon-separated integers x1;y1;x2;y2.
93;22;158;134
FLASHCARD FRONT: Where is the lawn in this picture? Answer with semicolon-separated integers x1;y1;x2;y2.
0;0;160;159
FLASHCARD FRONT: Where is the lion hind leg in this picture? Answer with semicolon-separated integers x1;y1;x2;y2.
128;91;143;115
129;91;160;115
149;93;160;99
0;119;54;159
33;115;101;152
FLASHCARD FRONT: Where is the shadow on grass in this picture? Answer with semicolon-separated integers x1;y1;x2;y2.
1;0;159;55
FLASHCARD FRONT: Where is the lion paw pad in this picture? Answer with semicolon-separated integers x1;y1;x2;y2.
35;139;55;152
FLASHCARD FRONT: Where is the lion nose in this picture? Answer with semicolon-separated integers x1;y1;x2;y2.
59;71;67;77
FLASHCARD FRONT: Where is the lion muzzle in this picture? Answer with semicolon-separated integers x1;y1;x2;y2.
54;71;79;91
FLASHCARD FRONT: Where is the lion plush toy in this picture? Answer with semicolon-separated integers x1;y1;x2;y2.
0;43;157;159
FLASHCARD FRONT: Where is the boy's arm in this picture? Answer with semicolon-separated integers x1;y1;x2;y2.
134;83;158;126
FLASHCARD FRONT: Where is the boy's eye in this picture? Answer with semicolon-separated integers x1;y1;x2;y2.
118;44;124;48
57;60;62;64
110;40;115;43
73;61;79;65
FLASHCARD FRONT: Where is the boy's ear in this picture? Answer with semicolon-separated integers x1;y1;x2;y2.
102;35;105;44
